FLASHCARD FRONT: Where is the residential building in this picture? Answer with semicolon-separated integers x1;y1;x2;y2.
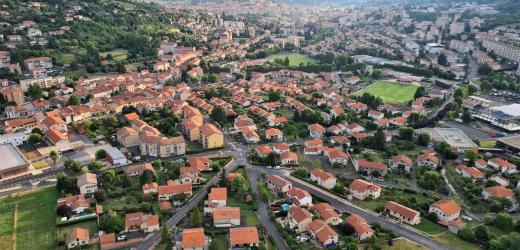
265;128;283;141
307;220;338;247
158;181;192;200
124;212;160;233
349;179;381;200
429;199;461;222
315;203;341;225
288;206;312;232
346;214;374;241
308;123;326;138
280;152;299;166
384;201;421;225
213;207;240;227
287;187;312;206
77;173;97;194
207;187;227;207
267;175;292;193
482;186;515;201
229;227;260;248
310;168;337;189
199;123;224;149
1;86;24;105
488;158;518;174
455;164;485;181
181;228;208;250
417;153;439;168
354;160;388;176
124;163;156;177
389;154;413;173
66;227;89;249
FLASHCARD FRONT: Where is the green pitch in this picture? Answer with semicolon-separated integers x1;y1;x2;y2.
354;81;419;104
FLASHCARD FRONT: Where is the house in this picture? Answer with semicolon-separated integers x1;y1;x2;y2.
226;172;242;182
117;127;139;147
329;135;350;146
308;123;326;138
488;158;518;174
490;175;509;187
272;143;290;154
389;154;413;173
368;110;384;120
181;228;208;250
417;153;439;168
124;212;160;233
229;227;260;248
188;156;211;172
267;175;292;193
315;203;341;225
265;128;283;141
429;199;461;222
158;181;192;200
287;206;312;232
199;123;224;149
105;147;128;166
179;171;199;184
207;187;227;207
256;145;273;157
355;160;388;176
349;179;381;200
66;227;89;249
124;163;156;177
281;152;299;166
455;164;485;181
328;150;350;166
384;201;421;225
307;220;338;247
474;159;487;169
57;194;89;215
241;127;260;143
142;182;158;195
310;168;337;189
346;123;365;135
330;107;344;118
448;219;466;234
77;173;97;194
346;214;374;241
124;112;140;121
287;187;312;206
213;207;240;227
482;186;515;201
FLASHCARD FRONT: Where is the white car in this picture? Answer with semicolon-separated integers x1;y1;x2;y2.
267;166;273;169
274;166;281;169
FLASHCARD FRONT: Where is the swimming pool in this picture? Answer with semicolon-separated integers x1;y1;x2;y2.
281;204;292;211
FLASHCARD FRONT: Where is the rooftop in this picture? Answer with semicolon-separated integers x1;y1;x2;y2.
0;143;29;173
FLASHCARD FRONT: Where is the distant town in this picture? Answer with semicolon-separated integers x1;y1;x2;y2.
0;0;520;250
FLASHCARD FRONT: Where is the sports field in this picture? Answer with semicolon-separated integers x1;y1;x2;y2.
354;81;419;104
0;187;57;250
268;53;316;66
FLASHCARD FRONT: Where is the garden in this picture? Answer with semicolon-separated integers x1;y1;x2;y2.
353;81;420;105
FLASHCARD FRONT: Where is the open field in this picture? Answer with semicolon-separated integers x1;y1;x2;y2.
381;238;428;250
100;49;128;62
0;187;57;250
268;53;316;67
354;81;419;104
479;140;496;148
434;231;481;250
412;219;447;235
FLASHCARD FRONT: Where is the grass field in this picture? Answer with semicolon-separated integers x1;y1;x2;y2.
268;53;316;67
434;231;481;250
412;219;447;235
479;140;496;148
211;234;229;249
0;187;57;250
354;81;419;104
381;238;428;250
100;49;128;62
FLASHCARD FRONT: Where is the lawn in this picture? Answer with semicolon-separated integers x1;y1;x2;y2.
100;49;128;62
381;238;428;250
353;81;419;104
357;200;386;211
57;220;98;243
243;210;260;226
0;187;57;250
412;219;447;235
268;53;316;67
210;234;228;250
479;140;496;148
434;231;481;250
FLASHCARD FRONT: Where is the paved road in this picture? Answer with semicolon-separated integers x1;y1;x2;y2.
245;165;290;250
135;158;241;250
251;167;456;250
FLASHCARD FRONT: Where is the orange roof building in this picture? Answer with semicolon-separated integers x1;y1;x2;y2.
229;227;260;248
429;199;461;222
182;228;207;249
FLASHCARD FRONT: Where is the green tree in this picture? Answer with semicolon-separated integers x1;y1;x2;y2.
190;208;202;226
161;225;171;243
478;64;492;75
88;161;104;170
495;213;514;230
268;90;282;101
95;149;107;160
474;225;490;243
417;133;431;146
210;105;227;125
399;127;414;141
69;95;80;105
488;233;520;250
27;84;43;99
50;150;60;164
372;68;383;79
458;226;474;241
99;212;124;233
414;86;426;98
29;133;42;144
464;150;478;162
64;160;82;173
438;53;448;66
140;169;156;185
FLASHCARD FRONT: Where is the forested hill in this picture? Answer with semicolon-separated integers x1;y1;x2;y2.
0;0;200;78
